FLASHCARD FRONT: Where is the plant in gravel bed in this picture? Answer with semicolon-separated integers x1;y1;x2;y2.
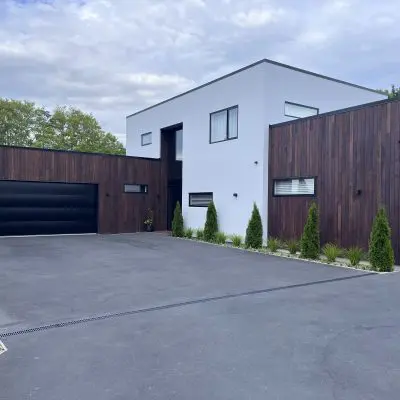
287;239;300;255
245;203;263;249
346;246;363;267
322;243;340;263
172;201;184;237
369;207;395;272
214;231;227;245
301;202;320;259
267;237;280;252
204;201;218;242
230;234;243;248
184;228;194;239
196;228;204;240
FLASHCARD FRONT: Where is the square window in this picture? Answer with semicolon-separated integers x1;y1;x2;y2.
210;106;238;143
141;132;152;146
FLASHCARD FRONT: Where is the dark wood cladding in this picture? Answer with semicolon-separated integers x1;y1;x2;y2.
269;99;400;260
0;146;167;233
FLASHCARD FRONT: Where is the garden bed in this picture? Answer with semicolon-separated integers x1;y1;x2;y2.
176;235;399;274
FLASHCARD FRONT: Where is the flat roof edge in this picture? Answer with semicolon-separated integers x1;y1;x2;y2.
126;58;385;119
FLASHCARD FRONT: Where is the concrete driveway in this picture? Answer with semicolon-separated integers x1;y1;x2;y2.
0;233;399;399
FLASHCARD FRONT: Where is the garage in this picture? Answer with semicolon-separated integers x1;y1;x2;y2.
0;180;98;236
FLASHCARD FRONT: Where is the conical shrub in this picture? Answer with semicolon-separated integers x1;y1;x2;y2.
300;202;320;259
171;201;184;237
369;207;394;272
204;201;218;242
245;203;263;248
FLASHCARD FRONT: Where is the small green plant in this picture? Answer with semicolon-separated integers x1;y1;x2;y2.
267;237;280;252
171;201;184;237
196;228;204;240
245;203;263;249
369;207;395;272
204;201;218;242
287;239;300;255
184;227;194;239
214;231;227;245
301;202;320;259
346;246;363;267
230;234;243;248
323;243;340;263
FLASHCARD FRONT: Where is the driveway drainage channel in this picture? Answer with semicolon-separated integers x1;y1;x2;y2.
0;272;375;339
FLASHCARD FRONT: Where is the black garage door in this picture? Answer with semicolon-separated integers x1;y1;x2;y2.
0;181;98;236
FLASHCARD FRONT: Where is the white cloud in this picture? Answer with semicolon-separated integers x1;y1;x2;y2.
0;0;399;146
232;8;286;28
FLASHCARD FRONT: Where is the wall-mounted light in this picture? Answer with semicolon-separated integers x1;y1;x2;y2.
356;189;362;196
233;193;238;198
254;161;258;165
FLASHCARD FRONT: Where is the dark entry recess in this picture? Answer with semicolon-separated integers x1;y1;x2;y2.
161;123;183;230
0;180;98;236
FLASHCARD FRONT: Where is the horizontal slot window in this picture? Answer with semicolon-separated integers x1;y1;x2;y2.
284;102;319;119
189;192;213;207
141;132;152;146
210;106;238;143
124;184;148;194
274;178;315;196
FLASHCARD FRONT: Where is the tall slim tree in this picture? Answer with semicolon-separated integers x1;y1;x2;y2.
300;202;320;259
245;203;263;249
369;207;394;272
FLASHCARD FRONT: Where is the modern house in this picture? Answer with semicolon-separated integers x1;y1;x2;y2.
126;59;387;237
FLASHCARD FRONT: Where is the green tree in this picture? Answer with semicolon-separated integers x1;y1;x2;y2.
204;201;218;242
0;99;125;155
245;203;263;248
369;207;394;272
380;85;400;100
35;106;126;155
0;98;50;147
300;202;320;259
171;201;184;237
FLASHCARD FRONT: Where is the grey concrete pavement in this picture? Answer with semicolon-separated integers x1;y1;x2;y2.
0;233;367;331
1;233;399;399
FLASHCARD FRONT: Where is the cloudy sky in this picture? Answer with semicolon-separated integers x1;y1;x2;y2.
0;0;399;145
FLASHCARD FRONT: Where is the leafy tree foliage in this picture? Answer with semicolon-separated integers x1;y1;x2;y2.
0;99;125;155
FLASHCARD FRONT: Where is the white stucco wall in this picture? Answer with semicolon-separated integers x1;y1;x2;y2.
126;60;386;238
126;62;267;236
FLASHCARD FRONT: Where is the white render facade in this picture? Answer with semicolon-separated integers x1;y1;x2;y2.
126;59;386;237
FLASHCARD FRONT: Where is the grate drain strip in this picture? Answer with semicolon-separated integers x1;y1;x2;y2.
0;272;375;338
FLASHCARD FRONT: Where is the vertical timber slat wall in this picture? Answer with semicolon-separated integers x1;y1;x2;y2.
0;146;167;233
268;99;400;261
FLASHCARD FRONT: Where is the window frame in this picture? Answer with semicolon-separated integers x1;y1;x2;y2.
209;105;239;144
284;101;319;119
141;132;152;146
124;184;148;194
272;176;317;197
188;192;213;207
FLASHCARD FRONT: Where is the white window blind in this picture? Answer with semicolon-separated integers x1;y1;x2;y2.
210;110;227;142
124;184;148;193
274;178;315;196
189;192;213;207
228;107;238;139
284;102;319;119
141;132;152;146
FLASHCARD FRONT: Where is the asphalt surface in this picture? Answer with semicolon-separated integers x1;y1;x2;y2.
0;233;399;399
